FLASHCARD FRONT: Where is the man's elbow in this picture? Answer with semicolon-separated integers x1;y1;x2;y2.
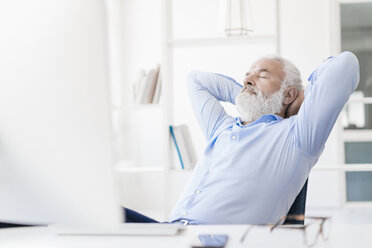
187;70;203;81
339;51;360;90
186;70;204;91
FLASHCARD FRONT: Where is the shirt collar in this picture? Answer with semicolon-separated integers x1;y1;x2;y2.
235;114;283;127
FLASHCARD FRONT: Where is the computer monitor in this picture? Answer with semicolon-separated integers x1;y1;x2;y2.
0;0;123;226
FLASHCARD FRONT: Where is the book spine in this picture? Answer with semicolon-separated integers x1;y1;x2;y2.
181;125;197;168
169;125;184;170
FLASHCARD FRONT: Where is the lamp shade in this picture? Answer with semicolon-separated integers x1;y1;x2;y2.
221;0;254;36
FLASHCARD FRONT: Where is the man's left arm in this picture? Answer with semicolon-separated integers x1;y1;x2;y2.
187;71;242;141
294;51;360;157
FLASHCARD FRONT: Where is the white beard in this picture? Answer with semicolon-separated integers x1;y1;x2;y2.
235;85;286;123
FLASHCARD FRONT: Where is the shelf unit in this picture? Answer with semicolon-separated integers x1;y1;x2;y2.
113;0;280;218
168;35;277;48
159;0;281;217
113;0;282;218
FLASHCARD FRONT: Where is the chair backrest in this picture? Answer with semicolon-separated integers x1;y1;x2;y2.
283;179;308;225
0;222;33;228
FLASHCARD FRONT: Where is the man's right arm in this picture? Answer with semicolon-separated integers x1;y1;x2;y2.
187;71;242;141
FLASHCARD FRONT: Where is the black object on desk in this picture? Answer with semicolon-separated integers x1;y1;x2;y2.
284;179;309;225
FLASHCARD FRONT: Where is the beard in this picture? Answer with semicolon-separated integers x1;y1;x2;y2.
235;84;286;123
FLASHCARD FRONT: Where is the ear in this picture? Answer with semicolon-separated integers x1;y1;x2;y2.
283;86;298;106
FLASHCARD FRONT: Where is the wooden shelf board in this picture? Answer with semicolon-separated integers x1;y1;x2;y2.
115;166;164;173
168;35;276;48
313;164;372;172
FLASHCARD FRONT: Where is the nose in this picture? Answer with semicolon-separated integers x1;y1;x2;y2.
244;81;253;87
244;75;255;87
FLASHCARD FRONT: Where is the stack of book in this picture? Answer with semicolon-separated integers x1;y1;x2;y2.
133;64;161;104
169;125;197;170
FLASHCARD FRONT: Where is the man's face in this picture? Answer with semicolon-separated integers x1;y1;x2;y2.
242;59;285;96
235;59;286;123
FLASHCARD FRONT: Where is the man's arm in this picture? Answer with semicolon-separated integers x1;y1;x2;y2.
294;51;360;157
187;71;242;141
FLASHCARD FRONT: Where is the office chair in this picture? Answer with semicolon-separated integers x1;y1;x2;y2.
283;179;308;225
0;223;34;228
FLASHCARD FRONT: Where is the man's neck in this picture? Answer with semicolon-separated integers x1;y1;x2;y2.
242;111;285;126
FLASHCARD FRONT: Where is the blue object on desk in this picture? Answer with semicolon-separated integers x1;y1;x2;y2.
197;234;228;248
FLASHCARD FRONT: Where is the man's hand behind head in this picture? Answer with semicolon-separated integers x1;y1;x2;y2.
285;90;304;118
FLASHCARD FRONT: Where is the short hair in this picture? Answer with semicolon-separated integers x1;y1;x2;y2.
259;55;303;91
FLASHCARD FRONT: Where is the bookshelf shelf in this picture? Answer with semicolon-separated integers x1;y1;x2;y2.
347;97;372;104
115;166;164;173
168;35;276;48
112;104;164;111
168;168;194;174
342;129;372;141
114;160;164;173
313;164;372;172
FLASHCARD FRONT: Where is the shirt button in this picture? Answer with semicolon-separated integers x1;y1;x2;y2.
183;212;188;216
196;190;201;194
232;135;236;140
208;169;213;173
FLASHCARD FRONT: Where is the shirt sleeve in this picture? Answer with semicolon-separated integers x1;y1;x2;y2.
187;71;243;141
294;51;360;157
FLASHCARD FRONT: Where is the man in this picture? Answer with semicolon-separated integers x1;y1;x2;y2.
169;51;359;225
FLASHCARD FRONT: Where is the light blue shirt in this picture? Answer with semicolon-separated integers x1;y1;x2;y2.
170;52;360;225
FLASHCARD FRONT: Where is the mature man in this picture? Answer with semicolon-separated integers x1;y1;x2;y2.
120;51;360;226
168;51;359;225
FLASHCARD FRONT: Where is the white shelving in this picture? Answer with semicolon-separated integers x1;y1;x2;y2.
342;129;372;141
168;35;277;48
116;167;164;173
314;164;372;171
112;104;164;111
116;0;281;219
159;0;281;217
348;97;372;104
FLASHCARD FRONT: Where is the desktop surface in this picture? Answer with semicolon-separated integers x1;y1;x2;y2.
1;221;371;248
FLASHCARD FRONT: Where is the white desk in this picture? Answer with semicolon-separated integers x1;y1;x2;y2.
1;222;371;248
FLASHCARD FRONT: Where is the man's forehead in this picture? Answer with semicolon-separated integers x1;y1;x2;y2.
249;59;283;73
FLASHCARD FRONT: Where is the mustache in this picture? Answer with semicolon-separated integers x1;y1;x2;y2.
241;85;259;95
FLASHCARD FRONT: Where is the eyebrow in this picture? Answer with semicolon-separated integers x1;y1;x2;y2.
245;69;270;76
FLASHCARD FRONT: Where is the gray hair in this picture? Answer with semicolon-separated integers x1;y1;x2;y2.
259;55;303;91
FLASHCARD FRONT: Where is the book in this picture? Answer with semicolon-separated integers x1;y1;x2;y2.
169;125;197;170
148;64;160;103
152;69;161;104
133;65;161;104
169;125;184;169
